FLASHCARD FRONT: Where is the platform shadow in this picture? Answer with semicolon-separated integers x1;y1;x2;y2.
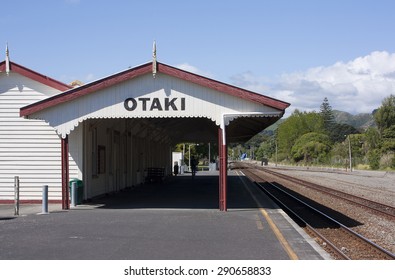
86;174;264;210
257;181;363;228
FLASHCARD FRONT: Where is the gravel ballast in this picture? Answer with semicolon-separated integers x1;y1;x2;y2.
245;162;395;255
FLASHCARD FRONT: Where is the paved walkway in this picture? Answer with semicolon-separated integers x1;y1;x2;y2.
0;171;330;260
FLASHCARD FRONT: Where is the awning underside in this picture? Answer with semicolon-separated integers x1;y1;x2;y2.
96;116;280;144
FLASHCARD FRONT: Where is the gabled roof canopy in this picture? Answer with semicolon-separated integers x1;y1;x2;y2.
20;62;289;117
19;61;290;143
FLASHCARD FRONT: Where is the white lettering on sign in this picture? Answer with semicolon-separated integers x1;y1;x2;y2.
124;97;186;111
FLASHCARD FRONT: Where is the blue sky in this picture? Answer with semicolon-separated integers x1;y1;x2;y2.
2;0;395;115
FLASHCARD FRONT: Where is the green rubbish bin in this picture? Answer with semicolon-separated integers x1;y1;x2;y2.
69;179;83;205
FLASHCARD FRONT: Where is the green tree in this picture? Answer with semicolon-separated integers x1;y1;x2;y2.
364;127;381;150
277;110;324;160
320;97;335;133
382;124;395;139
330;142;348;166
381;125;395;153
374;94;395;134
331;123;360;143
256;138;275;161
291;132;331;163
373;95;395;169
319;97;359;142
367;149;381;170
348;134;365;165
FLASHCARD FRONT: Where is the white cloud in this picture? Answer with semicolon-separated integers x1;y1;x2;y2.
231;51;395;116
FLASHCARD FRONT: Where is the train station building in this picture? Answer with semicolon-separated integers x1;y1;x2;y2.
0;49;290;211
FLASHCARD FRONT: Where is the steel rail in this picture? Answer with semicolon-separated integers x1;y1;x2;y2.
241;168;395;260
260;179;395;259
259;167;395;219
254;182;349;258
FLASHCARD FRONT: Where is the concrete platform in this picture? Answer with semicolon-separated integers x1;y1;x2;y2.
0;170;330;260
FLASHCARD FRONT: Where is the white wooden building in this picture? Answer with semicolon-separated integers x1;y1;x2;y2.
2;54;290;210
0;60;81;203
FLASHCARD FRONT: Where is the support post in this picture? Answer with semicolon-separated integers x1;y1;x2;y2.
221;142;227;211
42;185;49;214
61;135;70;210
218;128;223;210
218;112;281;211
218;127;227;211
14;176;19;216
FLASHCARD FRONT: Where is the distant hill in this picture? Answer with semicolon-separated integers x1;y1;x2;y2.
333;110;376;130
262;118;285;135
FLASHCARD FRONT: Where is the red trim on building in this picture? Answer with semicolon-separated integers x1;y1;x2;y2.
0;60;72;91
20;63;153;116
157;63;290;110
20;61;290;117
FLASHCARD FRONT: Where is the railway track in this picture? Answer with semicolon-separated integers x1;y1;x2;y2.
264;168;395;219
235;162;395;219
235;163;395;260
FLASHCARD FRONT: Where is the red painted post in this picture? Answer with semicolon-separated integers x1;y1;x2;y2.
61;135;70;210
218;127;228;211
218;127;224;210
222;143;227;211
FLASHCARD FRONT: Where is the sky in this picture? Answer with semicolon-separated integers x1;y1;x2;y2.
2;0;395;116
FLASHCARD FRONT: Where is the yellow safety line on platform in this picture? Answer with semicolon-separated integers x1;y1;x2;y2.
237;171;299;260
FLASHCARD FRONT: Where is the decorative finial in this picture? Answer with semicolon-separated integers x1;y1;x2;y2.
152;40;157;78
5;43;10;75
